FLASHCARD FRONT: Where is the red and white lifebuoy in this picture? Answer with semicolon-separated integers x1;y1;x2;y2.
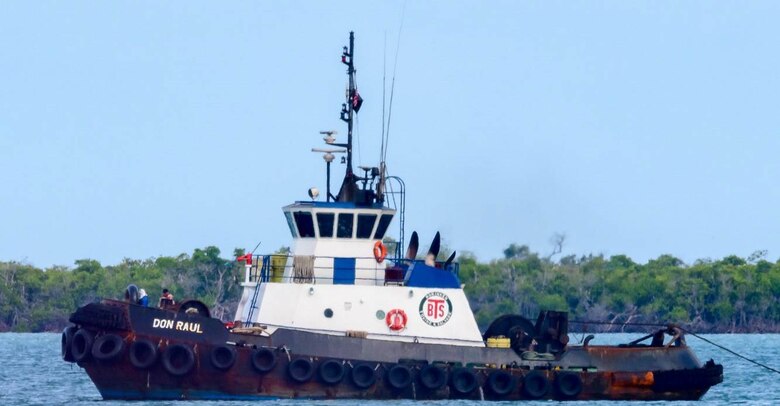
385;309;408;331
373;241;388;263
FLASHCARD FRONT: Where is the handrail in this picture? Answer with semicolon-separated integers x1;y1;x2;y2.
243;254;460;286
246;256;270;322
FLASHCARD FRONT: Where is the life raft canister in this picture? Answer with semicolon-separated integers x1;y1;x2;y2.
385;309;408;331
373;241;387;263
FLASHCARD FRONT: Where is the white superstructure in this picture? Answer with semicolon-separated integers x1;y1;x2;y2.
233;201;484;346
233;30;485;348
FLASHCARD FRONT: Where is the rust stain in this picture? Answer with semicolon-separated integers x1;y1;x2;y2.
612;371;654;388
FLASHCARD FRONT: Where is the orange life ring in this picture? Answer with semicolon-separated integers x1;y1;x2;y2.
373;241;388;263
385;309;408;331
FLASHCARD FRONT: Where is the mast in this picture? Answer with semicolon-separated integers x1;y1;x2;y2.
335;32;358;203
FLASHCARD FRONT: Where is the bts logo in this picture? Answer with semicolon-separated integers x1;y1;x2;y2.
427;298;446;319
419;291;453;327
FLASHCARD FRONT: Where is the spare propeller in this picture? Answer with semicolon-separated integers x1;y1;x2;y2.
425;231;441;266
405;231;419;260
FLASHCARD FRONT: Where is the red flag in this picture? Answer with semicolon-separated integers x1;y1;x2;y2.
352;90;363;112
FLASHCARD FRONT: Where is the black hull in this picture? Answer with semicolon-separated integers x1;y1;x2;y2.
65;300;722;401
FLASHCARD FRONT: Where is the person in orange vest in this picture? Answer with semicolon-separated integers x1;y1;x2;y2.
158;288;175;308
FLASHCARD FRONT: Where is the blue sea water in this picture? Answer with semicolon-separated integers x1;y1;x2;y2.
1;333;778;405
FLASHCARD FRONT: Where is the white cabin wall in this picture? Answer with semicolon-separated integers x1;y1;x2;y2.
247;283;485;347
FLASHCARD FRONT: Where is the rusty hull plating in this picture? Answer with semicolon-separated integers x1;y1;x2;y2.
64;299;722;401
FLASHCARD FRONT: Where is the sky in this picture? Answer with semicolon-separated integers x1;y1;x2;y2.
2;1;779;268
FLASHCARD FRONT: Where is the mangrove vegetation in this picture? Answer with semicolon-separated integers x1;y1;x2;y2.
1;244;779;333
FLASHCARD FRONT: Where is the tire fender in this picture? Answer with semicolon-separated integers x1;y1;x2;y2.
71;329;94;362
129;339;158;369
162;343;195;376
91;334;125;362
522;370;551;399
386;364;414;390
61;326;77;362
210;345;237;371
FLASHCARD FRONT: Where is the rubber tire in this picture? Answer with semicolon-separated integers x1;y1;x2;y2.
61;326;77;362
91;334;125;362
71;329;94;362
251;348;277;373
210;345;237;371
386;364;413;390
318;359;346;385
450;367;479;395
287;358;315;383
419;364;447;390
487;370;516;396
522;370;551;399
162;343;195;376
554;371;583;399
351;363;376;389
129;339;158;369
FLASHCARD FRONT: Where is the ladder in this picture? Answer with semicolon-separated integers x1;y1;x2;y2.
245;255;269;323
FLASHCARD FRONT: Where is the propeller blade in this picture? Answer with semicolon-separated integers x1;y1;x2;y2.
444;251;457;268
425;231;441;266
405;231;419;260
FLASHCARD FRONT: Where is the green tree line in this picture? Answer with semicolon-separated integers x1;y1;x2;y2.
0;246;243;332
1;245;779;333
461;245;780;333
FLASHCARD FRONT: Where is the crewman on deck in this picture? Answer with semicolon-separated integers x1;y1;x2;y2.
137;289;149;307
158;288;175;308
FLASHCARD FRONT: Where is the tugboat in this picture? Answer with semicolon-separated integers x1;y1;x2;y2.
62;32;723;401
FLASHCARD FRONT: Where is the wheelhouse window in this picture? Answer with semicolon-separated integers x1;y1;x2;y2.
337;213;354;238
356;214;378;239
284;212;298;238
373;214;393;239
293;211;315;238
316;213;335;238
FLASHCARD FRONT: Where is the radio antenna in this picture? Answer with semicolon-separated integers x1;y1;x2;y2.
382;1;406;166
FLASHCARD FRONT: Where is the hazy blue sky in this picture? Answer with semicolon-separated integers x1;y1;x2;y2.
2;1;779;268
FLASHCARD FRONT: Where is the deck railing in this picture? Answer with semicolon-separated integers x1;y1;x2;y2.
243;254;459;286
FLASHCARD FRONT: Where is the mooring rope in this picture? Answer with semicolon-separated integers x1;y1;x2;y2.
570;319;669;328
569;319;780;375
679;328;780;375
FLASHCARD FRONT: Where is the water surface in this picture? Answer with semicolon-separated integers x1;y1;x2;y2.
1;333;778;405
